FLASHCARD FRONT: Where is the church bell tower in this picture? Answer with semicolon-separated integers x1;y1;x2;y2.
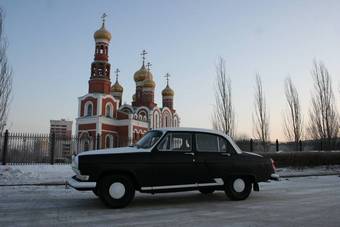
89;14;112;94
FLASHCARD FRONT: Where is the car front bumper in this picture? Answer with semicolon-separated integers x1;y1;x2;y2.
67;176;96;190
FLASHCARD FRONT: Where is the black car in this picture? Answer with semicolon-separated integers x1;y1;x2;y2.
67;128;279;208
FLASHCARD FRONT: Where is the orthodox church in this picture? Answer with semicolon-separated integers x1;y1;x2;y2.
75;17;180;151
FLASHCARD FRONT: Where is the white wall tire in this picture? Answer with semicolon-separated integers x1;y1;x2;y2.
99;175;135;208
109;182;126;199
233;178;246;193
224;176;252;201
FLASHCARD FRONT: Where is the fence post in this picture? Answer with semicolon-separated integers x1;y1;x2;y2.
50;132;55;165
299;140;302;151
276;139;279;152
250;138;253;152
2;130;9;165
96;134;100;150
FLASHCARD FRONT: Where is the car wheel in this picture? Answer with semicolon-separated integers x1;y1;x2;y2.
199;187;215;195
224;176;252;200
99;175;135;208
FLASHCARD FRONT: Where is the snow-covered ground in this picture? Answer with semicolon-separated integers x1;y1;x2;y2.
276;165;340;177
0;164;340;185
0;176;340;226
0;164;73;185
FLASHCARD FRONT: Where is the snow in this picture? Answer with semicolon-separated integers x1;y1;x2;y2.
0;164;340;185
276;165;340;177
0;164;73;185
1;176;340;226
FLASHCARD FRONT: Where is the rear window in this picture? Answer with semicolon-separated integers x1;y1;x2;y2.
196;133;219;152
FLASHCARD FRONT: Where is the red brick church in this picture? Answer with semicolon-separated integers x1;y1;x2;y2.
75;16;180;151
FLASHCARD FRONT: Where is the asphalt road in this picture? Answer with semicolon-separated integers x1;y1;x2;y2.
0;176;340;227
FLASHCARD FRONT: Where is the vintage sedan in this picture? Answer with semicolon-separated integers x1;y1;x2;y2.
67;128;278;208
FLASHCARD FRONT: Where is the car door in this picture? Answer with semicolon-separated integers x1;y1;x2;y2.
150;132;197;188
195;133;237;184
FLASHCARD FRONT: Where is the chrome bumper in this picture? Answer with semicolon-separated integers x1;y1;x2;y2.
67;176;96;190
270;173;280;181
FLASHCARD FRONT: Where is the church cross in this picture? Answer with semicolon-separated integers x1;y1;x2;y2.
114;68;120;81
165;73;170;85
101;13;107;24
146;62;152;71
140;50;147;65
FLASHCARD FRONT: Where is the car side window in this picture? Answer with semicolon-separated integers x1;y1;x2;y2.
157;132;192;152
196;133;219;152
218;137;236;154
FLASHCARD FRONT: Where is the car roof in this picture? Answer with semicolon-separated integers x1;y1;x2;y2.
153;127;229;138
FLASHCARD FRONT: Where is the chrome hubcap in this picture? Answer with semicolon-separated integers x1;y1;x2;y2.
233;178;245;193
109;182;126;199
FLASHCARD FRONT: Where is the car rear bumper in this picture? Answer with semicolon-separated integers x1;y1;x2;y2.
270;173;280;181
67;176;96;190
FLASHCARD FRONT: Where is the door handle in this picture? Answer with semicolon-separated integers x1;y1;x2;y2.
220;152;231;156
184;152;194;156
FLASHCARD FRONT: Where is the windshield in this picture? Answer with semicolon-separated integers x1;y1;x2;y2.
135;130;163;149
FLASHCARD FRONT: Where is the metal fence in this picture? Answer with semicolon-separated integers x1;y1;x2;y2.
0;130;128;165
1;130;340;165
235;138;340;153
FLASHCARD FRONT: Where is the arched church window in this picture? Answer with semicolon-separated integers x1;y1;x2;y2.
105;134;113;148
154;114;157;128
84;140;90;151
106;104;112;118
86;103;93;116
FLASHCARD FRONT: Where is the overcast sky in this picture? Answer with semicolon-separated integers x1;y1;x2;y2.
2;0;340;141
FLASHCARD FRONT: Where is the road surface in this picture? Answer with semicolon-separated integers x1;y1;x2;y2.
0;176;339;227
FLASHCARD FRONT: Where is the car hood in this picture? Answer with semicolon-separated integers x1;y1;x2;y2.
77;146;150;156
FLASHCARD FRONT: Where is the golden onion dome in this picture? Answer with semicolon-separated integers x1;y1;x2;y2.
134;64;153;82
111;81;123;93
162;85;174;96
143;78;156;88
145;71;153;81
94;23;112;41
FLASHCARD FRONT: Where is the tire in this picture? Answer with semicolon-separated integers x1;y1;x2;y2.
199;187;215;195
224;176;252;201
92;187;100;197
98;175;135;208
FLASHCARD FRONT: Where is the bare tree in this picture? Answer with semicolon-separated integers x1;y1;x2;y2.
253;74;270;152
212;57;235;137
308;61;339;150
0;8;12;133
283;77;303;149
